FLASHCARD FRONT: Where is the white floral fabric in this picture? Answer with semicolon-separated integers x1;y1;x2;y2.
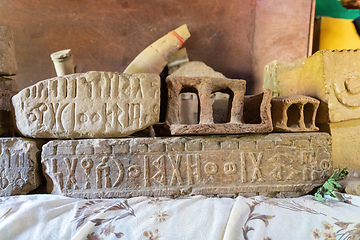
0;194;359;240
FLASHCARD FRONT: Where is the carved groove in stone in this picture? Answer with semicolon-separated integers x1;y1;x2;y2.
165;76;273;135
12;71;160;138
271;95;320;132
41;133;332;198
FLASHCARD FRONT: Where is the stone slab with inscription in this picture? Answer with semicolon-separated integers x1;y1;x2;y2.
0;25;18;75
42;133;332;198
12;71;160;138
0;138;42;196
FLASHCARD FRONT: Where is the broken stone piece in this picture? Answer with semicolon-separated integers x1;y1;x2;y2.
41;133;332;198
50;49;75;77
263;49;360;123
271;95;319;132
0;76;17;136
0;25;18;75
0;138;42;196
166;75;273;135
124;24;191;74
12;71;160;138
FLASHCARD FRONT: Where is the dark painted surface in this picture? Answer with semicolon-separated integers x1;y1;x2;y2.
0;0;256;92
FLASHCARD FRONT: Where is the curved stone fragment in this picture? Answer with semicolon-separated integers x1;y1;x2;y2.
12;71;160;138
0;138;42;196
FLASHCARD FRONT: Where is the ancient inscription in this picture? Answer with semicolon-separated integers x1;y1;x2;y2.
42;133;332;198
12;71;160;138
0;138;42;196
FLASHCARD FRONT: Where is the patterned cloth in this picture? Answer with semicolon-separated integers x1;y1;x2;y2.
0;194;359;240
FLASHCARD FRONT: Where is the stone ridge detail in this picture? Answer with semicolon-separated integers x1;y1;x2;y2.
42;133;332;198
12;71;160;138
166;75;273;135
0;138;42;196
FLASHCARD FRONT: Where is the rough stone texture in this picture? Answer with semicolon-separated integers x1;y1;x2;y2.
271;95;319;132
42;133;332;198
0;76;17;136
263;50;360;174
0;25;18;76
166;75;273;135
0;138;42;196
12;71;160;139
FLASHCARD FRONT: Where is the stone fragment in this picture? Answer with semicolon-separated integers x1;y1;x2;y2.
0;76;17;135
124;24;191;74
0;25;18;75
271;95;319;132
263;50;360;174
166;75;273;135
12;71;160;138
0;138;42;196
50;49;75;76
42;133;332;198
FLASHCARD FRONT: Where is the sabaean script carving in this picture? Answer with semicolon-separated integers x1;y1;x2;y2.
12;71;160;138
0;138;42;196
41;133;332;198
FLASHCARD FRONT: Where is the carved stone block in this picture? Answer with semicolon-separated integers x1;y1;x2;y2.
0;138;42;196
0;25;18;76
0;76;17;136
166;75;273;135
12;71;160;138
42;133;332;198
271;95;319;132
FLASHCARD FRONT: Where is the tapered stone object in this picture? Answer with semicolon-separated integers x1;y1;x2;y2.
166;75;273;135
42;133;332;198
0;138;42;196
12;71;160;138
124;24;191;74
0;25;18;76
271;95;319;132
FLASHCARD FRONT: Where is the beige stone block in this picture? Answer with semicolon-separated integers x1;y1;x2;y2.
42;133;332;198
0;25;18;75
271;95;319;132
0;138;42;196
263;49;360;123
12;71;160;138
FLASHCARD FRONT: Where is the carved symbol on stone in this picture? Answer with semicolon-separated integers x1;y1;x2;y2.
186;154;201;185
268;152;300;181
96;157;124;189
240;153;247;183
333;72;360;107
204;162;218;175
151;156;166;186
320;160;332;171
15;172;25;188
0;148;11;169
51;158;64;190
81;158;94;189
78;113;89;124
224;162;237;175
169;155;183;186
65;158;79;190
249;152;264;182
0;168;9;190
144;156;150;187
128;165;141;178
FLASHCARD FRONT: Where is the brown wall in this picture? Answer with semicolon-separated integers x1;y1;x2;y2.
0;0;313;94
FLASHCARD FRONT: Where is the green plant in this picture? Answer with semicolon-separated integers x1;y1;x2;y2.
315;168;348;203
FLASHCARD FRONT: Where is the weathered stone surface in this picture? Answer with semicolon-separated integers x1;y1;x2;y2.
0;138;42;196
263;49;360;123
263;50;360;174
0;25;18;76
166;76;273;135
41;133;332;198
271;95;319;132
0;76;17;136
12;71;160;138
